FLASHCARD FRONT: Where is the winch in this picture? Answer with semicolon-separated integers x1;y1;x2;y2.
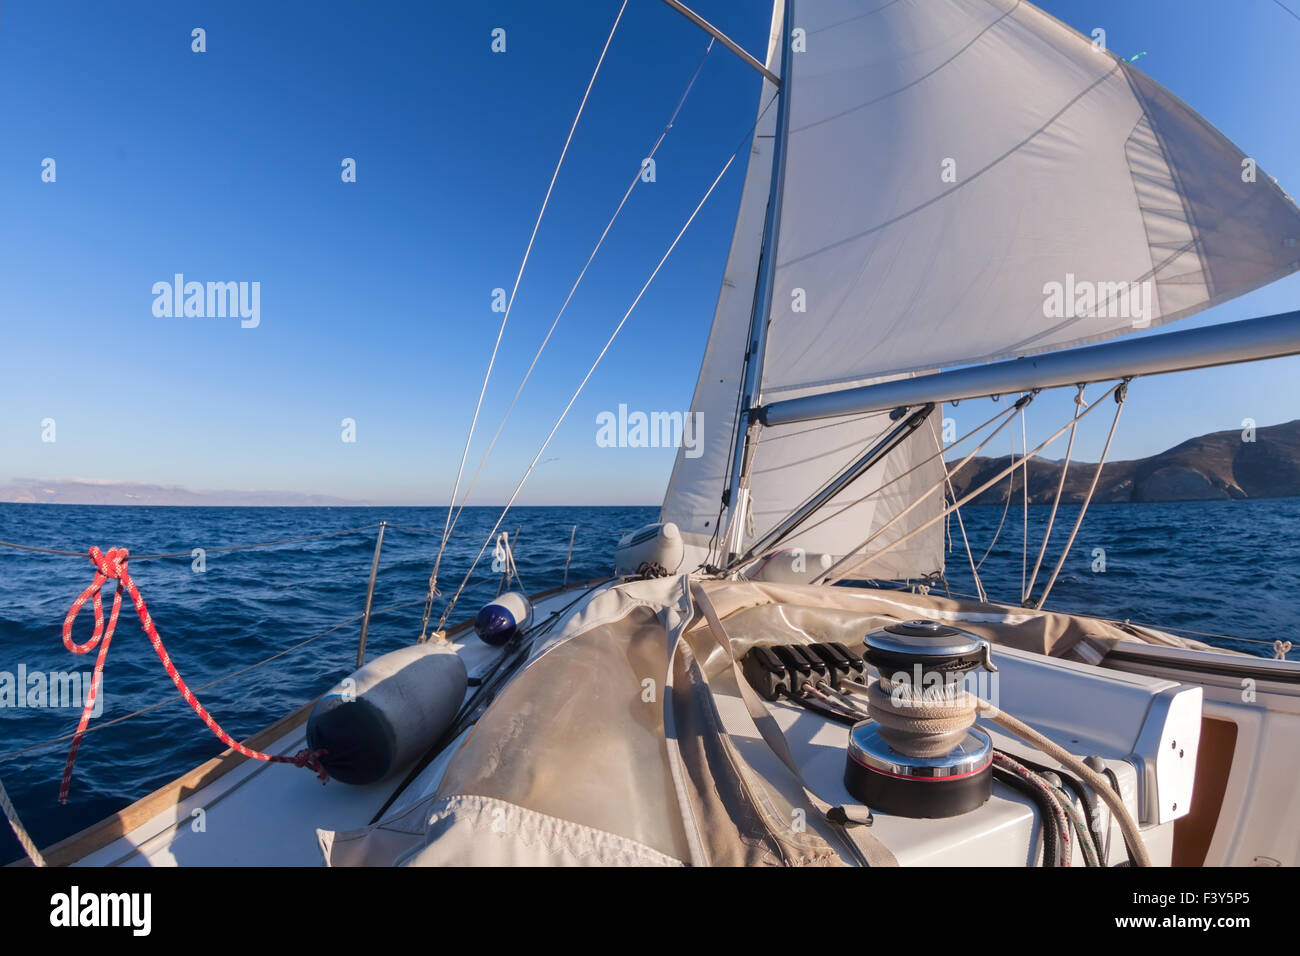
844;620;998;819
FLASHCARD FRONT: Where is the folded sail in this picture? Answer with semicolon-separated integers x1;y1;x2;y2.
665;0;1300;578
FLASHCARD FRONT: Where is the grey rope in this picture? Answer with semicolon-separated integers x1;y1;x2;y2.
0;774;45;866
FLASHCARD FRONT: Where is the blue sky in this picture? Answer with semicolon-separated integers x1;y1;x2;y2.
1;1;1298;506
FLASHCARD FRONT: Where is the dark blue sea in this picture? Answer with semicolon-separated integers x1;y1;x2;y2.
2;498;1297;862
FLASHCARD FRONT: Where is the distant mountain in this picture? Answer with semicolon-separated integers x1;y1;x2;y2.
0;479;364;507
948;419;1300;506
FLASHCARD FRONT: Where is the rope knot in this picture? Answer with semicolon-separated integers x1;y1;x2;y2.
1275;640;1293;661
57;543;332;804
89;545;129;579
291;748;330;783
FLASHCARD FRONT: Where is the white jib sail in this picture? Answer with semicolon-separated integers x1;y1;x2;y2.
665;0;1300;580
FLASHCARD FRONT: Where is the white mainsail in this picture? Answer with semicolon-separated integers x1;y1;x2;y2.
664;0;1300;579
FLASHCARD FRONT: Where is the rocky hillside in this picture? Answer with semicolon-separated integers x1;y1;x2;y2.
947;419;1300;505
0;479;361;507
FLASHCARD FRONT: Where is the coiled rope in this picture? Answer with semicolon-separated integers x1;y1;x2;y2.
864;677;977;758
57;546;327;804
849;674;1148;865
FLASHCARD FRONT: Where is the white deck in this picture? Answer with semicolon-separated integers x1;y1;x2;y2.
71;586;594;866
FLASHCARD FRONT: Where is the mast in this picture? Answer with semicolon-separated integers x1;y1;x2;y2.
722;0;793;563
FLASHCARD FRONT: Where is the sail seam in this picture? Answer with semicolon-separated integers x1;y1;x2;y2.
1119;67;1210;302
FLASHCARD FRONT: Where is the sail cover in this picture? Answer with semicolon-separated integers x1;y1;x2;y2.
664;0;1300;578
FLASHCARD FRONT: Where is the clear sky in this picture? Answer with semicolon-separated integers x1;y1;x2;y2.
2;1;1298;506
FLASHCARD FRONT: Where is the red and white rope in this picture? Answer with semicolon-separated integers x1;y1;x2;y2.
57;546;327;804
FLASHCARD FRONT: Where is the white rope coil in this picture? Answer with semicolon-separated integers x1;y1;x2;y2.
866;677;978;758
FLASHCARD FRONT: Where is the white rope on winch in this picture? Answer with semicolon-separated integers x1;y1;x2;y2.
422;0;630;640
436;137;753;631
0;774;45;867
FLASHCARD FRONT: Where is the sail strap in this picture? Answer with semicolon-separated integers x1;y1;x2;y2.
690;582;899;866
815;395;1035;582
423;0;629;635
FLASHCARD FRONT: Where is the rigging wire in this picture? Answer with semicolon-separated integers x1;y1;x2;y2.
743;402;1023;570
933;420;986;602
1026;382;1129;609
1020;404;1029;601
0;774;44;866
1023;384;1086;600
442;36;718;549
423;0;629;637
752;402;1025;575
820;384;1121;584
436;116;766;631
973;421;1019;574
